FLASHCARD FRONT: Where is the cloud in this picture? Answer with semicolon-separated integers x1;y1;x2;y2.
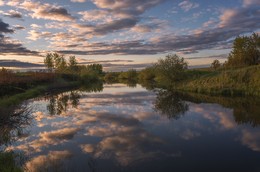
39;128;79;141
31;24;41;29
12;1;76;21
243;0;260;7
13;25;25;30
80;144;95;153
78;10;113;23
0;60;43;68
75;110;165;166
0;19;14;33
3;10;22;19
2;0;259;59
185;54;228;60
13;127;81;153
50;3;258;57
73;0;166;37
25;150;73;172
0;19;38;56
73;17;139;36
241;129;260;151
178;1;199;12
0;36;39;56
27;30;52;40
71;0;86;2
91;0;165;17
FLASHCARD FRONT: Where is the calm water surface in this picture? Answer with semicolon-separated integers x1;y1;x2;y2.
1;84;260;172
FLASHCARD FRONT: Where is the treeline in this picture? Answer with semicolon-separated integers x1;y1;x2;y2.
44;53;103;82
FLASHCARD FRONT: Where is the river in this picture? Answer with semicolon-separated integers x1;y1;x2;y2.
1;83;260;172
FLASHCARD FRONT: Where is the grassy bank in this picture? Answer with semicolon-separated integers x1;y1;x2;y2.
0;79;80;107
176;65;260;96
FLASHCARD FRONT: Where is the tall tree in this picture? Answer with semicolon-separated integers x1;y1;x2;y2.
44;53;54;72
68;56;78;72
227;33;260;67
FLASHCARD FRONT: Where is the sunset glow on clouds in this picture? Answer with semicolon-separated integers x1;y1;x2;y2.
0;0;259;69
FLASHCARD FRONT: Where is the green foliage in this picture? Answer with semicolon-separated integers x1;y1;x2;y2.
68;56;78;72
226;33;260;67
43;53;103;83
104;72;119;83
44;53;54;72
155;54;188;87
138;66;156;81
118;69;138;80
0;151;23;172
211;59;221;70
79;64;102;84
85;64;103;75
44;53;70;73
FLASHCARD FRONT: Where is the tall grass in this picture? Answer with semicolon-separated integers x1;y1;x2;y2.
177;65;260;96
0;70;55;97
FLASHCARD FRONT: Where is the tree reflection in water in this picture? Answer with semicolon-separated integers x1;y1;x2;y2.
181;93;260;127
0;105;32;147
119;79;137;88
154;90;189;119
46;81;104;116
46;91;81;116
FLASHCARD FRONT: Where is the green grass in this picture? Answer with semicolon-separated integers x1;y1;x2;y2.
177;65;260;96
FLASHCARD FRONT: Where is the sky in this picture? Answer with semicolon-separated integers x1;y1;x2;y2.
0;0;259;71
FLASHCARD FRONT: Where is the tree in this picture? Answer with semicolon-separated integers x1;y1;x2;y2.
155;54;188;87
119;69;138;80
44;53;68;73
227;33;260;67
86;64;103;74
68;56;78;72
139;66;156;81
211;59;221;70
53;53;67;73
44;53;54;72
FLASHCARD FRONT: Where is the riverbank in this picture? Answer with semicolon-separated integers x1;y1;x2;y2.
175;65;260;97
0;79;80;107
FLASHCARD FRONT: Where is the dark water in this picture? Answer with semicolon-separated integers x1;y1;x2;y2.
1;84;260;172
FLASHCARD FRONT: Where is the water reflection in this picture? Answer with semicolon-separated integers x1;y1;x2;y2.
79;80;104;93
0;106;32;147
46;91;81;116
180;93;260;127
119;79;137;88
2;84;260;171
44;81;104;116
154;90;189;119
